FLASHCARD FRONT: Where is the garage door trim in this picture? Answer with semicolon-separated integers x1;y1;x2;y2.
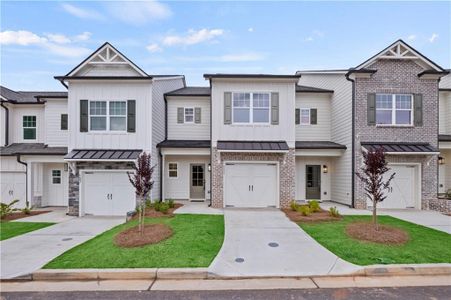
223;160;280;208
80;169;134;217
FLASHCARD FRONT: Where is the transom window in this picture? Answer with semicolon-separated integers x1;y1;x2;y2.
52;170;61;184
232;92;270;124
300;109;310;125
184;108;194;123
376;94;412;125
168;163;178;178
23;115;36;140
89;101;127;131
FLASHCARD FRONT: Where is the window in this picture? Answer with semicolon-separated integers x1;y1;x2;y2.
61;114;68;130
52;170;61;184
376;94;412;125
168;163;178;178
89;101;127;131
184;108;194;123
300;109;310;125
23;116;36;140
232;92;270;124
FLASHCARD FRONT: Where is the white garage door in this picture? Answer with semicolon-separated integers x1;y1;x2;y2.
0;172;26;208
224;163;278;208
379;165;418;209
83;171;135;216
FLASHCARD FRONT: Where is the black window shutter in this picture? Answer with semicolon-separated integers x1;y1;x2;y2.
177;107;184;123
414;94;423;127
224;92;232;124
195;107;201;124
271;92;279;125
295;108;300;125
367;93;376;126
310;108;317;125
80;100;88;132
61;114;68;130
127;100;136;132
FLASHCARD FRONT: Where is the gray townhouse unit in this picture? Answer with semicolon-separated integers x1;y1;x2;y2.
1;39;450;215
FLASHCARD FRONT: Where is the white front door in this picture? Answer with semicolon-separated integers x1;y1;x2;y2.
83;171;135;216
224;163;278;208
45;164;68;206
0;172;26;208
379;165;417;209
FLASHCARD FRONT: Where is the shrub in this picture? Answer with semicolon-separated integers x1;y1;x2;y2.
159;202;170;214
329;206;340;218
167;199;175;208
0;199;19;219
290;200;299;211
145;198;152;208
296;205;311;216
21;200;33;215
308;200;321;213
153;201;161;212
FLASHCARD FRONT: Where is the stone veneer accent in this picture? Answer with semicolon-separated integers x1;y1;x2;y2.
68;161;135;216
354;59;440;211
211;147;295;208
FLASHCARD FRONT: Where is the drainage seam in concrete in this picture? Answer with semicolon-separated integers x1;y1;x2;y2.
309;277;320;288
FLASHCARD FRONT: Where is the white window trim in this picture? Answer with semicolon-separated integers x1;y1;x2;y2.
88;100;127;133
184;107;195;124
231;92;271;125
299;108;311;125
23;115;37;141
168;162;178;179
376;94;413;126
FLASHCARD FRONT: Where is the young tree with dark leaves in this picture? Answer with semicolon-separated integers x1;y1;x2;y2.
356;147;395;230
128;152;154;235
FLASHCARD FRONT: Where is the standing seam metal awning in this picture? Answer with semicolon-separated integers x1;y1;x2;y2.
217;141;289;152
361;142;439;154
65;149;142;160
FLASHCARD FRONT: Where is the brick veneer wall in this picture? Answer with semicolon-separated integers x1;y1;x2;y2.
354;59;440;211
68;161;135;216
211;148;296;208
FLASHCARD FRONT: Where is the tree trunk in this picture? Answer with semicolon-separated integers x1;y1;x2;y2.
372;200;378;231
138;195;143;234
140;197;146;236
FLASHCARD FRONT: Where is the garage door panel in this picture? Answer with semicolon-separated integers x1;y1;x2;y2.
379;165;417;209
111;173;136;216
1;173;26;208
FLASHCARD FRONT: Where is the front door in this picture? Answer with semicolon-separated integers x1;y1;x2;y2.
306;165;321;199
190;164;205;200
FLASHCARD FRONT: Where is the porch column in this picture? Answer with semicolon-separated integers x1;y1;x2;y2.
26;162;33;207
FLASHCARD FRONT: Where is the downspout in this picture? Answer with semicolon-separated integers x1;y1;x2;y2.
0;102;9;146
345;72;356;208
16;154;28;205
208;78;213;207
159;94;168;202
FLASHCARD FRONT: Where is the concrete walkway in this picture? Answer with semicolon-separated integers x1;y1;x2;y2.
208;209;361;277
174;201;224;215
12;207;75;223
1;216;124;279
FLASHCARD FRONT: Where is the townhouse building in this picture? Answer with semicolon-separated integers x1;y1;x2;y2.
1;39;450;215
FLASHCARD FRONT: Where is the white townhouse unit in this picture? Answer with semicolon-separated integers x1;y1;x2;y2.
1;39;450;215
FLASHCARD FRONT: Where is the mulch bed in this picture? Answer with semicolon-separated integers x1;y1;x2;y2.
1;210;51;221
133;203;184;219
283;208;342;223
114;223;173;248
346;222;409;245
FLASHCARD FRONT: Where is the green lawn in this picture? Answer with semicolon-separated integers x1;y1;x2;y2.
44;214;224;269
0;222;55;241
300;216;451;265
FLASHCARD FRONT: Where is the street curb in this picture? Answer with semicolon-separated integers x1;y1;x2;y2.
3;264;449;282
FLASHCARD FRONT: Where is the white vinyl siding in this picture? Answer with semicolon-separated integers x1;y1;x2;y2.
167;96;211;140
10;105;45;143
439;91;451;135
44;99;68;147
295;93;332;141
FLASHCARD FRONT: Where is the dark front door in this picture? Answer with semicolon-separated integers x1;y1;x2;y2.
306;165;321;199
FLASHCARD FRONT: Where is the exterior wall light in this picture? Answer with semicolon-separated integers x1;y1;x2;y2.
323;165;328;173
208;163;211;172
438;156;445;165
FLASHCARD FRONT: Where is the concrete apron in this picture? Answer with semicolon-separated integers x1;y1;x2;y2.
208;208;361;278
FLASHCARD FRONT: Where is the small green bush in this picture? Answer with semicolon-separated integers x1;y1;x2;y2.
296;205;311;216
21;200;33;215
290;200;298;211
153;201;161;212
159;202;170;214
329;206;340;218
145;199;152;208
0;199;19;219
167;199;175;208
308;200;321;213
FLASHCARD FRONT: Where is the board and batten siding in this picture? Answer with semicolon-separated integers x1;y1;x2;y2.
439;91;451;135
211;80;296;148
44;99;68;147
67;81;152;152
295;93;332;141
150;77;185;200
0;156;26;172
167;96;210;140
9;105;45;144
298;73;353;205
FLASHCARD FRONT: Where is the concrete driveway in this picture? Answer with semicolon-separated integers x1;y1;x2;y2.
1;216;124;279
208;209;361;277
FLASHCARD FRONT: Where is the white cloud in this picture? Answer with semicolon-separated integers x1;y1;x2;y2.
304;30;324;42
407;34;416;41
248;27;254;32
0;30;47;45
304;37;314;42
106;0;172;26
162;29;224;46
429;33;439;43
74;32;92;41
61;3;105;20
146;43;163;53
0;30;92;58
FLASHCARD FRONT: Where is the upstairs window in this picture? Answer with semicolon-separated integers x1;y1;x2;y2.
376;94;412;125
23;115;36;140
89;100;127;131
109;101;127;131
300;109;311;125
184;108;194;123
90;101;107;131
232;92;270;124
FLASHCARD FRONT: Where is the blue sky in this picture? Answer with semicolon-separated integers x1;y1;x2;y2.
1;1;449;91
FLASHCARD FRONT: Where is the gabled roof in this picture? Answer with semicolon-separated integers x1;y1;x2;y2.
354;39;446;72
0;143;68;156
165;87;211;97
0;86;67;104
62;42;149;78
204;74;301;79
